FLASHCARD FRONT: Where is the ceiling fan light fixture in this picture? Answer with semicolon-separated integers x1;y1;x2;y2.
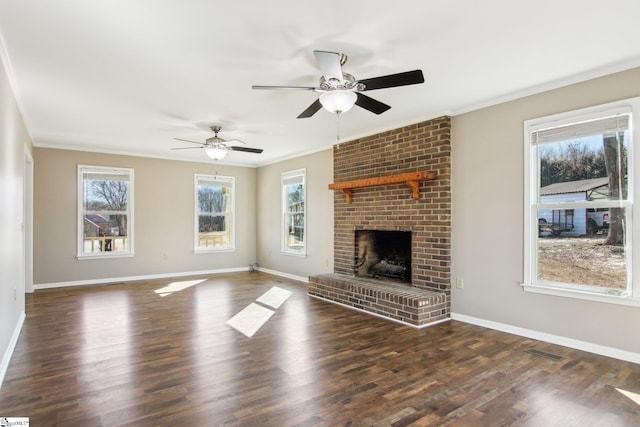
319;90;357;114
205;146;228;160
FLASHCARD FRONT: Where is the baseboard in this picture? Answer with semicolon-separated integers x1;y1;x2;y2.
33;267;251;290
0;310;25;390
256;267;309;284
451;312;640;365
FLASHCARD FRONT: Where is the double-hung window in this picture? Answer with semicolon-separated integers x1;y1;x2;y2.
195;174;234;252
523;98;640;305
78;165;134;258
281;169;306;256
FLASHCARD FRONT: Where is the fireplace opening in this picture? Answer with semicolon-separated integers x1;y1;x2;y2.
355;230;411;283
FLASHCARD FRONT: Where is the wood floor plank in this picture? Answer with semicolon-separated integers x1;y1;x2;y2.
0;271;639;426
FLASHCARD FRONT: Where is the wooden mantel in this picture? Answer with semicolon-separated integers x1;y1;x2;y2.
329;171;436;203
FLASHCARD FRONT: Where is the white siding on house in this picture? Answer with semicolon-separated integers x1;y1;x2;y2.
539;192;587;236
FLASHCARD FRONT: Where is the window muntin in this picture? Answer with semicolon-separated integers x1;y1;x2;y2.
195;174;234;252
78;165;134;258
524;99;639;304
281;169;306;255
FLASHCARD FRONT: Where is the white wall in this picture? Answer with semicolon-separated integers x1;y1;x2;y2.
256;149;334;280
0;48;31;386
32;147;336;287
33;148;257;286
451;67;640;357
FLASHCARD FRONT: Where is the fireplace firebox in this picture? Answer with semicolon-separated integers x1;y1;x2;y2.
355;230;411;283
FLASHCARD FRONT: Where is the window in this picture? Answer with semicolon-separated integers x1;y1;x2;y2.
195;174;234;252
523;98;640;305
281;169;306;256
78;165;133;259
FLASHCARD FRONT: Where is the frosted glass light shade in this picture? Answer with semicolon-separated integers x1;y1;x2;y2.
319;90;357;114
205;146;228;160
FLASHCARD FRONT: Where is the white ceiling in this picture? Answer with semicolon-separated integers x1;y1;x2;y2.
1;0;640;167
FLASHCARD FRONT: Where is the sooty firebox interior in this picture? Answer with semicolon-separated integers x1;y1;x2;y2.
355;230;411;283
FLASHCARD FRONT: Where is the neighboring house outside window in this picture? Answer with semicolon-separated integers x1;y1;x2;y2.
195;174;234;252
523;98;640;306
78;165;134;259
282;169;306;256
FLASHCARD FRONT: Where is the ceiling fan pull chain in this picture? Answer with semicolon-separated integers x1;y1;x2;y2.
336;112;341;148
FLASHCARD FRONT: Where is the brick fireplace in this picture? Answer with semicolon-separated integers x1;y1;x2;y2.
308;116;451;327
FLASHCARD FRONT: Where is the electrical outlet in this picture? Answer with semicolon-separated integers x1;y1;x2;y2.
456;278;464;289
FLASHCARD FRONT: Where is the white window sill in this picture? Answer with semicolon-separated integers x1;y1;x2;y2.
194;248;235;254
522;283;640;307
77;253;134;260
280;250;307;258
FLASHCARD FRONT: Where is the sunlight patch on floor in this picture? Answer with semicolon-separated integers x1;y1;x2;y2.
226;286;292;337
256;286;292;309
155;278;207;297
226;303;275;337
616;388;640;406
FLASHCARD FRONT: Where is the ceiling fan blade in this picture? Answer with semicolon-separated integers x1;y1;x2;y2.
170;146;203;150
297;99;323;119
355;93;391;115
230;146;263;154
173;137;205;145
358;69;425;91
252;85;318;91
313;50;344;83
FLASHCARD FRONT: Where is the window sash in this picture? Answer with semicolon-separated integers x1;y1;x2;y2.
532;127;629;204
531;113;630;145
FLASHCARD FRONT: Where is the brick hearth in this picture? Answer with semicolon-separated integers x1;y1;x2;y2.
309;116;452;327
308;274;448;327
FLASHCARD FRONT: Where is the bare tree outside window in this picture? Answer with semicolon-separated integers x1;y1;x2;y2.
87;179;128;237
603;132;626;246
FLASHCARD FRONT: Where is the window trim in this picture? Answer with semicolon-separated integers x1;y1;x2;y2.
194;174;235;253
522;98;640;306
77;165;134;260
281;168;306;257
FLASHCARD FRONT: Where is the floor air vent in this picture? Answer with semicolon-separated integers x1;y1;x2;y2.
525;348;564;361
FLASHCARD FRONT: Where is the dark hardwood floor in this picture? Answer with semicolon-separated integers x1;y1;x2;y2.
1;272;639;426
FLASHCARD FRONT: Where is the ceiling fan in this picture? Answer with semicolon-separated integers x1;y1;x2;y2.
171;126;263;160
252;50;425;118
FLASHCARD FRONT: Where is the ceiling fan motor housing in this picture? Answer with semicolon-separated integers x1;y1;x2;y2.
319;73;364;92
